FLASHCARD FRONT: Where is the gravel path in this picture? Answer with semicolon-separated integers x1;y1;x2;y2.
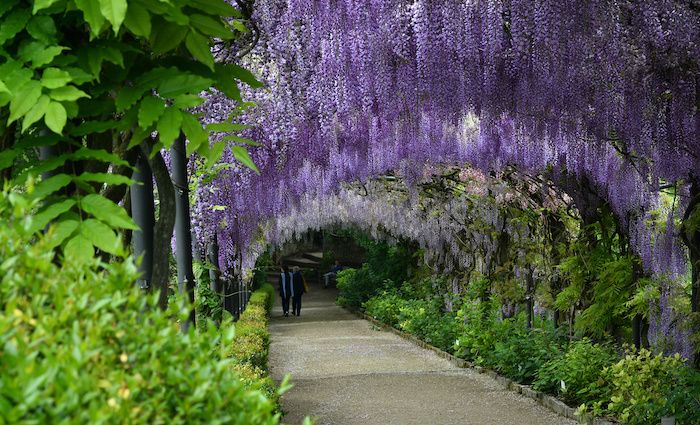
268;282;576;425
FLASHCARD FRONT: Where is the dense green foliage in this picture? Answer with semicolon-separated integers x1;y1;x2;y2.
223;283;280;409
0;189;280;424
343;233;700;425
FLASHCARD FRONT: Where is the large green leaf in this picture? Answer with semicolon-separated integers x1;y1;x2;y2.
79;194;138;230
21;95;50;133
45;219;80;249
0;8;30;45
8;80;42;124
115;84;147;112
181;113;208;155
206;122;249;133
150;20;187;54
158;73;213;98
188;0;237;17
231;146;259;174
221;134;261;147
124;1;151;37
81;218;121;255
190;14;233;40
41;68;72;89
138;96;166;128
64;234;94;263
32;0;60;14
29;198;77;234
228;64;263;88
26;15;57;44
45;101;67;134
30;45;67;68
157;107;183;148
50;86;90;101
0;149;19;171
75;0;106;35
98;0;127;33
185;30;214;70
31;174;72;200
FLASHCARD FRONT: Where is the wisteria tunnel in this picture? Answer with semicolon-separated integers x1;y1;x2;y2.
1;0;700;424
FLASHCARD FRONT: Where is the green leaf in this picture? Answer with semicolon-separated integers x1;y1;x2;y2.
50;86;90;101
80;219;121;255
9;80;42;124
150;21;187;54
232;20;249;34
0;149;19;171
77;172;133;186
157;107;183;148
32;0;60;13
69;119;120;136
172;94;205;109
158;73;213;98
75;0;106;35
0;0;20;19
45;101;67;134
124;1;151;37
30;46;67;68
46;219;80;249
138;96;166;129
206;141;226;167
29;198;77;234
116;85;147;112
98;0;127;33
228;64;263;88
64;234;94;263
26;15;57;44
41;68;73;89
188;0;237;17
214;64;241;102
0;8;30;45
206;122;250;132
0;80;9;94
71;148;129;166
190;14;233;40
21;95;50;133
231;146;259;173
30;174;72;200
79;194;138;230
181;113;208;155
185;31;214;70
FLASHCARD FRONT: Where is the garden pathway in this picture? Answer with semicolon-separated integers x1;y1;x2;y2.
268;280;577;425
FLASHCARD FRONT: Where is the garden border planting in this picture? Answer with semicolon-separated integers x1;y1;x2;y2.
351;308;618;425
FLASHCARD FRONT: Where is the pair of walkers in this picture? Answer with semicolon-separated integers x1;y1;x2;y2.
278;265;305;317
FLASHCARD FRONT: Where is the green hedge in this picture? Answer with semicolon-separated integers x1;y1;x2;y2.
0;192;280;424
222;283;278;406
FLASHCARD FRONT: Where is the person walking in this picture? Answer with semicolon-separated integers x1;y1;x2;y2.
291;266;306;316
323;260;344;288
278;265;294;317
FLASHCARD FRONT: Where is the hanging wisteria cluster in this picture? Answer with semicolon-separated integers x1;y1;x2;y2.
192;1;699;352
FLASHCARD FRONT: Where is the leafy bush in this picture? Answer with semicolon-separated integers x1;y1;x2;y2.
533;339;619;404
225;284;276;371
0;191;280;424
336;266;391;308
582;349;699;425
396;297;459;352
363;291;407;327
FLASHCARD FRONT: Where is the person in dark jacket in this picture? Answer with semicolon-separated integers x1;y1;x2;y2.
278;265;294;317
291;266;306;316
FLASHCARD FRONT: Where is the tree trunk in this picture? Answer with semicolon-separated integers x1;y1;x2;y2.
144;142;176;310
681;178;700;368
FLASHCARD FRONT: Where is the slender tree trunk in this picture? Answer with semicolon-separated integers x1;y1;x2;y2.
130;148;155;290
143;142;176;310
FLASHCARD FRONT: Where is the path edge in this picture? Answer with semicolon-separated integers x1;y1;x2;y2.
347;307;619;425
